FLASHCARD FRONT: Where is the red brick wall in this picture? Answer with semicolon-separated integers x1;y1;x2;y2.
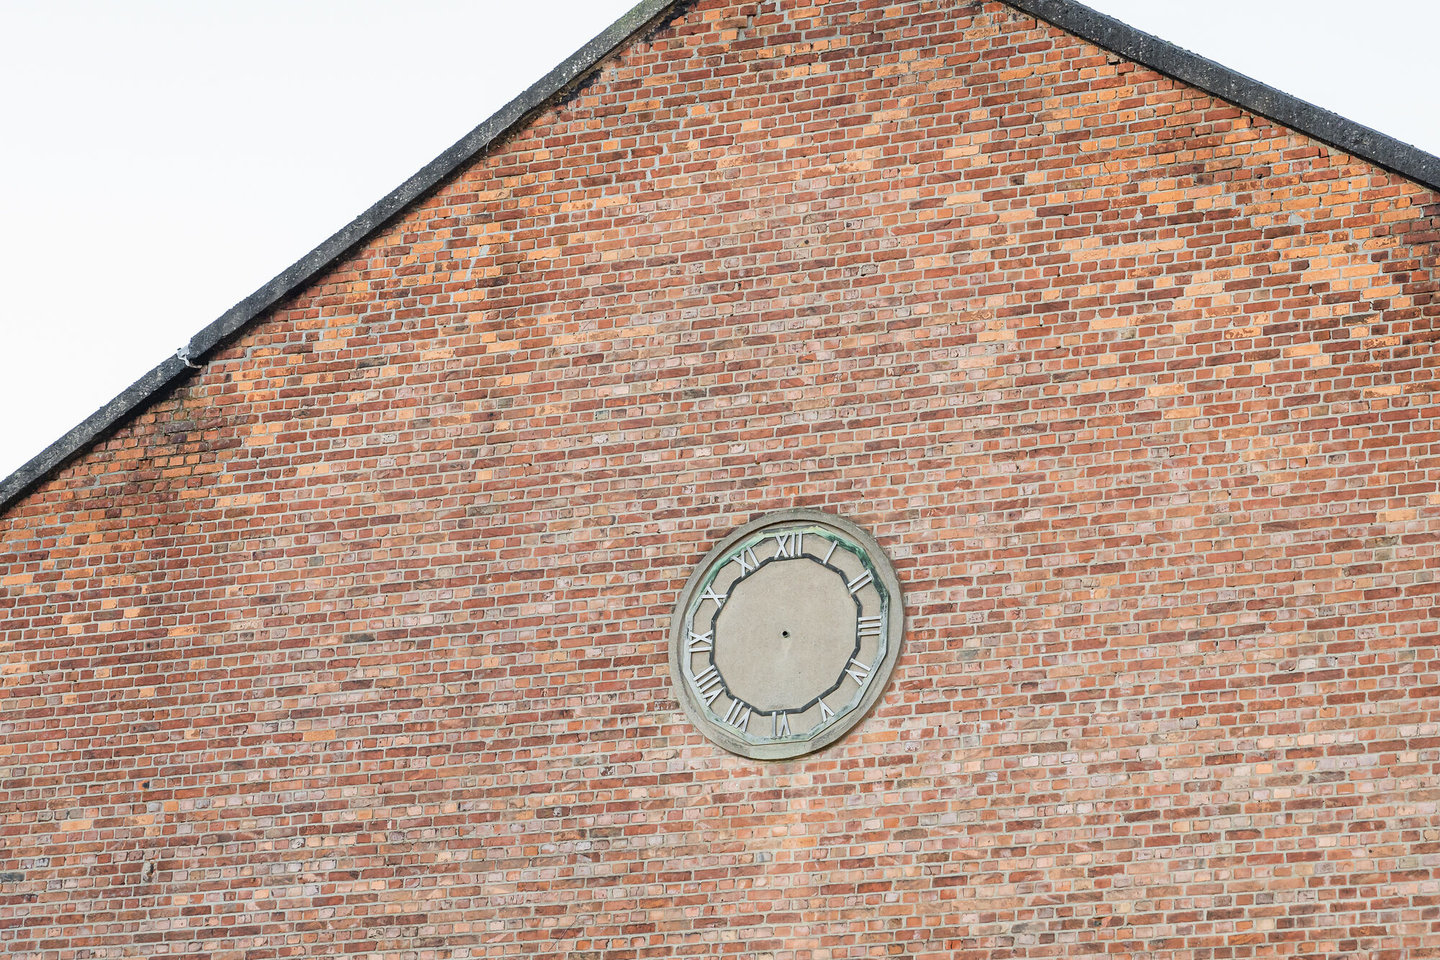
4;1;1440;955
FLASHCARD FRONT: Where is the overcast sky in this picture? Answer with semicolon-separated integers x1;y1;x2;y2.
1;1;1436;484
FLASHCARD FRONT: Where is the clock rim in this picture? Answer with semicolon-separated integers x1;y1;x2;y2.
668;508;906;761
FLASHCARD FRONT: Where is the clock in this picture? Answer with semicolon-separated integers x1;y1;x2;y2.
668;509;904;760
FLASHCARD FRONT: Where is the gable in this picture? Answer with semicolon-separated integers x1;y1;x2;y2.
2;0;1437;517
2;2;1439;956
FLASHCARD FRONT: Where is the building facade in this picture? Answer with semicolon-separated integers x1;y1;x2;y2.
3;1;1439;956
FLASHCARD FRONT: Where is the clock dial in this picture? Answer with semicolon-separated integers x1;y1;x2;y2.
669;510;904;760
714;557;857;712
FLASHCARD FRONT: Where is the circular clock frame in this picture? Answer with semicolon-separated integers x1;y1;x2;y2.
668;509;905;760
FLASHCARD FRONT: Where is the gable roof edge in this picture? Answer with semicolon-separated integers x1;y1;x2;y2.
0;0;683;518
5;0;1440;520
1000;0;1440;191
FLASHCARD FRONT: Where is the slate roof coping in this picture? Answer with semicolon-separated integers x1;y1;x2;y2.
3;0;1436;517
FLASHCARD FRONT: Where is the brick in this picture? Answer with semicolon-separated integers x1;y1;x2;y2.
3;1;1440;957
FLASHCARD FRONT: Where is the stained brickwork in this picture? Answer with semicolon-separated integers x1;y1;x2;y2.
4;1;1440;956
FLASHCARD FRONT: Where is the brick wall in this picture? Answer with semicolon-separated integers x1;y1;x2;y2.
4;1;1440;955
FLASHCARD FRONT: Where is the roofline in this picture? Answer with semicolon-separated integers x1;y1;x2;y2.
0;0;684;516
3;0;1437;518
1002;0;1440;190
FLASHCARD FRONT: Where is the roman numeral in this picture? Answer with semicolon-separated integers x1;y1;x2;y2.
845;657;872;686
773;712;791;737
858;616;883;640
732;545;760;576
688;631;713;653
692;665;724;705
772;532;801;558
821;540;838;564
818;701;835;720
847;569;873;595
722;699;752;731
701;585;725;609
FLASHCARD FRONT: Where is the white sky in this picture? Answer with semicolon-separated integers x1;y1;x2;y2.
1;1;1436;484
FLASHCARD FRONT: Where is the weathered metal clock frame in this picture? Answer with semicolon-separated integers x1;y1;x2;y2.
668;509;905;760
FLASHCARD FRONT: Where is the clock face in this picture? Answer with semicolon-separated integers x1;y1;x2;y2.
669;509;904;760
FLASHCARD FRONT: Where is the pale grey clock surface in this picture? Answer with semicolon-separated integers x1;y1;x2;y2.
668;509;904;760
